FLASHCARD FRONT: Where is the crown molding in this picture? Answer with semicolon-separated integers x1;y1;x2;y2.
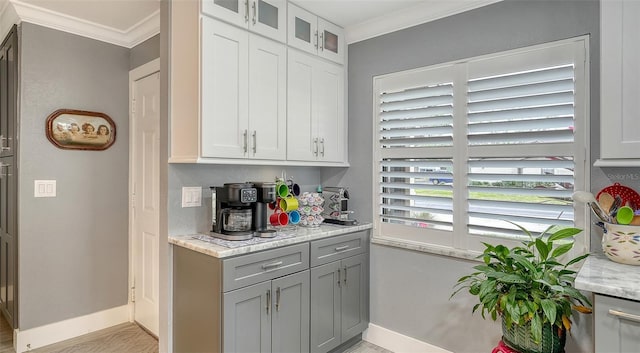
345;0;503;44
4;0;159;48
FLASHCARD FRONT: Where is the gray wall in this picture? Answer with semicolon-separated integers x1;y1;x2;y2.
130;34;160;70
18;23;130;329
342;1;600;352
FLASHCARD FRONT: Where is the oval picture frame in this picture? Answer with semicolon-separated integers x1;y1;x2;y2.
46;109;116;151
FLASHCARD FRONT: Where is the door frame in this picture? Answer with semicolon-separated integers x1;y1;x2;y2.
128;58;161;323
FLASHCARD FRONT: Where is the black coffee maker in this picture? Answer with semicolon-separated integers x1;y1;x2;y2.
251;181;278;238
211;183;257;240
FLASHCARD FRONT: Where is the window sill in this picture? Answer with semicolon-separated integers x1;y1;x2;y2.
371;235;482;261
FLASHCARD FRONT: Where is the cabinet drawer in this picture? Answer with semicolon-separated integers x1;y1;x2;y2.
223;243;309;291
310;232;367;267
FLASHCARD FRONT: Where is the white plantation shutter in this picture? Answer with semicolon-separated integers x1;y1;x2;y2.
374;38;588;252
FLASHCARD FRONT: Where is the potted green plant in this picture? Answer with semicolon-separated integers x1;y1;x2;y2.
451;224;592;353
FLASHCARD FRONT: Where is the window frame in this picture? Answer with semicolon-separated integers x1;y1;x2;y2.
372;36;590;258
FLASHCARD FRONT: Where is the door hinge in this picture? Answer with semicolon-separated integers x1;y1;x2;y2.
131;286;136;303
131;99;136;113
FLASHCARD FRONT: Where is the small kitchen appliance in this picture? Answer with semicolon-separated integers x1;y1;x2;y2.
322;186;357;225
251;181;278;237
211;183;258;240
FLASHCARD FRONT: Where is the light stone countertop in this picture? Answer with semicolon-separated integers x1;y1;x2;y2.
575;251;640;302
169;223;373;259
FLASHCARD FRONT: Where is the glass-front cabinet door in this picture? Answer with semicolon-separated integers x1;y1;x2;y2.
202;0;286;43
202;0;248;28
318;18;344;65
251;0;286;43
288;3;344;65
287;3;318;55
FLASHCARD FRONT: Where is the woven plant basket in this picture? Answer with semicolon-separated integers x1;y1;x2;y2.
501;317;566;353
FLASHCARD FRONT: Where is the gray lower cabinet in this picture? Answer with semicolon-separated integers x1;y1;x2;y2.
223;270;310;353
311;233;369;353
594;294;640;352
173;231;369;353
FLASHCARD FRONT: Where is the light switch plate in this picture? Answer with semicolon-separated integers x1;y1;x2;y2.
34;180;56;197
182;187;202;207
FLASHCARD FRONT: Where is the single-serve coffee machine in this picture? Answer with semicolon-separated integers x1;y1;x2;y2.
251;182;278;238
322;186;357;225
211;183;257;240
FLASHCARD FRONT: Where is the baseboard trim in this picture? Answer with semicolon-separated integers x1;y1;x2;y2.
14;305;129;352
363;323;453;353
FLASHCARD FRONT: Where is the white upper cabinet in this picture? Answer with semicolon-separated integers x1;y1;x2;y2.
201;17;286;160
288;49;345;162
202;0;287;43
596;0;640;166
288;3;344;65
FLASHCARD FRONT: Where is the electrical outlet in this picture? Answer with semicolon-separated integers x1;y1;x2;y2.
182;187;202;207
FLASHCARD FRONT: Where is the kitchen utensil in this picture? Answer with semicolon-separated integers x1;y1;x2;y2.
597;192;614;213
616;206;634;225
572;191;611;223
609;195;623;218
597;183;640;210
275;181;290;198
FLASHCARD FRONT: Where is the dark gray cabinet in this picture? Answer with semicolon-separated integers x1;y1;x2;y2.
0;25;17;329
223;270;310;353
310;232;368;353
594;294;640;352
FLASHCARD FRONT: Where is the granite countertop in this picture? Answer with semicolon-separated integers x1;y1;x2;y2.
575;251;640;301
169;223;373;258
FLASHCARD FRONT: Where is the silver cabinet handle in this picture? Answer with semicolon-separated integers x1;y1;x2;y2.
262;261;283;270
252;130;257;154
0;135;9;151
320;138;325;157
609;309;640;323
313;138;319;156
337;268;341;287
0;163;9;179
276;287;281;312
319;32;324;51
243;130;248;153
266;289;271;314
251;1;256;25
335;245;349;252
314;30;318;49
344;265;347;285
244;0;249;22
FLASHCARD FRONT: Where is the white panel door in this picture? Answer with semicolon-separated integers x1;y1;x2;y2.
132;70;160;336
287;49;316;161
201;18;249;158
248;34;286;160
314;59;344;162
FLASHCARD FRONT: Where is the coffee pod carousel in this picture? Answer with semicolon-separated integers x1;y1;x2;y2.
297;192;324;227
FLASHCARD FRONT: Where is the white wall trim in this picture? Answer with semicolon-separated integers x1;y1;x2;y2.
345;0;503;44
14;305;129;353
363;323;453;353
6;0;159;48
